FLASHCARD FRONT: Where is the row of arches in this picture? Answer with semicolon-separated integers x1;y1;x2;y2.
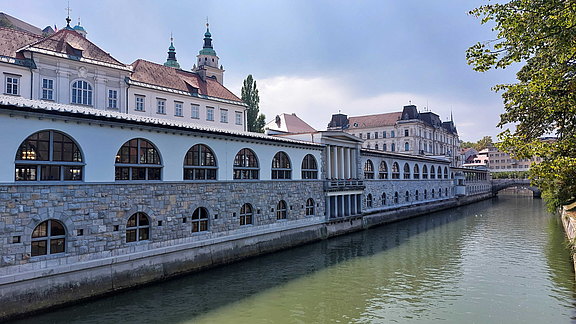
14;130;319;181
363;159;451;180
366;187;452;208
29;198;317;257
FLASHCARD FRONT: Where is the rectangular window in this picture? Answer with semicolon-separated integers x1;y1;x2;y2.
191;104;200;119
135;95;145;111
235;111;243;125
174;101;183;117
374;132;378;139
108;90;118;109
5;75;20;95
220;108;228;123
206;107;214;121
367;133;371;139
391;130;395;138
383;131;386;138
157;99;166;114
404;129;409;137
359;133;362;139
41;78;54;100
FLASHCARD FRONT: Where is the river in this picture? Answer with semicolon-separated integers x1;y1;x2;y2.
9;196;576;323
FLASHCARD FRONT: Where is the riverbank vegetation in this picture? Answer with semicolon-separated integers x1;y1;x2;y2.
467;0;576;211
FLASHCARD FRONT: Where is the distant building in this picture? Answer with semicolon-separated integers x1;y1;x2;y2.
264;113;317;135
327;104;461;166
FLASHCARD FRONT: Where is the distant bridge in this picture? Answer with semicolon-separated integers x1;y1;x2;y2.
491;179;541;197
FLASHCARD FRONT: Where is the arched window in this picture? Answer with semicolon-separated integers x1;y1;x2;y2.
445;188;449;196
367;194;373;208
375;144;379;150
415;190;419;200
126;212;150;243
115;138;161;180
272;151;291;179
240;203;253;226
31;219;65;256
422;165;428;179
301;154;318;179
430;166;436;179
394;192;399;204
71;80;93;106
437;166;442;179
381;192;386;205
392;162;400;179
439;187;442;197
432;189;435;198
413;164;420;179
192;207;209;232
379;161;388;179
424;189;428;199
15;130;83;181
403;163;410;179
404;142;410;151
444;167;449;179
305;198;315;215
405;191;410;202
184;144;217;180
364;160;374;179
276;200;287;220
234;148;259;179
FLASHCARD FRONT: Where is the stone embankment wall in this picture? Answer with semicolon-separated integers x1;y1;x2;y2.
561;203;576;277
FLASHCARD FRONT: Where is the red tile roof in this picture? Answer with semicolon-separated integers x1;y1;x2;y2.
266;113;317;133
349;112;402;129
130;59;243;103
0;27;43;59
24;29;124;66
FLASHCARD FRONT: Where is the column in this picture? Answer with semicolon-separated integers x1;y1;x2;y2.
351;149;358;178
340;194;345;217
344;148;350;179
333;146;339;180
351;195;356;215
338;147;344;179
326;145;332;179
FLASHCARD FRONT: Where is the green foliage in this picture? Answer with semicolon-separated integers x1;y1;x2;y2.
461;136;493;151
467;0;576;210
491;171;529;179
241;75;266;133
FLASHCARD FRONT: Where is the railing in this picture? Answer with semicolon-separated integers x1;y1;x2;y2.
324;179;365;190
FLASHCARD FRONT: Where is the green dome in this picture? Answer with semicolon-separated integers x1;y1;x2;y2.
73;24;86;32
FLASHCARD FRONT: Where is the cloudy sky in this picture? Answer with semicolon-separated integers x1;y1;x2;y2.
7;0;518;141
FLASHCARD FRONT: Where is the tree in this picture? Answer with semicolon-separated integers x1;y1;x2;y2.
467;0;576;210
241;75;266;133
476;136;493;151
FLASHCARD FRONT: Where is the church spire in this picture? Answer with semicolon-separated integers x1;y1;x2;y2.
64;1;73;30
193;21;224;84
199;21;217;56
164;34;180;69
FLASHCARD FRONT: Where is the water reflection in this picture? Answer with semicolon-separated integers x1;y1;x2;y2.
9;197;575;324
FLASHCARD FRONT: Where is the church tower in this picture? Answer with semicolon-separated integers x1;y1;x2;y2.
193;22;224;84
164;35;180;69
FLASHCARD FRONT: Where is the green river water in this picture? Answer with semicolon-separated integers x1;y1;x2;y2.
10;196;576;323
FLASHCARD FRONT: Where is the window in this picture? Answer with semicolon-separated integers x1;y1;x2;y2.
115;138;162;181
359;133;363;139
42;78;54;100
383;143;387;151
234;148;259;179
404;129;409;137
375;144;379;150
413;164;420;179
135;95;145;111
432;189;435;198
391;143;396;152
383;131;387;138
5;74;20;95
31;219;65;256
126;212;150;243
364;159;374;179
276;200;287;220
381;193;386;205
206;107;214;121
192;207;209;232
240;203;253;225
405;191;410;202
15;130;83;181
423;165;428;179
306;198;315;215
391;130;395;138
235;111;243;125
392;162;400;179
184;144;217;180
301;154;318;179
379;161;388;179
156;99;166;114
191;104;200;119
394;192;399;204
220;109;228;123
431;166;436;179
367;133;371;139
415;190;419;200
367;194;373;208
405;142;410;151
403;163;410;179
71;80;92;105
374;132;378;139
108;90;118;109
437;166;442;179
444;167;449;179
272;151;291;179
174;101;183;117
424;190;428;199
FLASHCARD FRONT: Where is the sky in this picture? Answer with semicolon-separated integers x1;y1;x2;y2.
6;0;519;141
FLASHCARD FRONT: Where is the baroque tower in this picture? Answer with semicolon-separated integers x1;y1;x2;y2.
193;22;224;84
164;35;180;68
